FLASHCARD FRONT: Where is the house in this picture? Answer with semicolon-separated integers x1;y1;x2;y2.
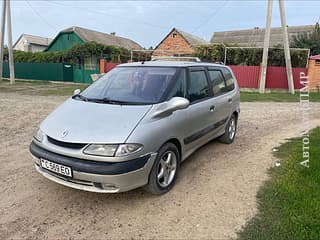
46;26;143;52
152;28;208;57
307;55;320;91
13;34;52;52
210;25;315;47
45;26;143;83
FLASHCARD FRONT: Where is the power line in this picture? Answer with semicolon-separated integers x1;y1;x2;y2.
25;0;57;32
191;0;229;34
47;1;168;30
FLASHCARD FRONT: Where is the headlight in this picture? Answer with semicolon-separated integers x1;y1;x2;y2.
83;144;143;157
115;144;143;157
34;128;44;142
83;144;118;157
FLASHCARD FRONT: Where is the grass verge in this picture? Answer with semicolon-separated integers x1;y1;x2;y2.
0;79;88;96
238;127;320;240
240;92;320;102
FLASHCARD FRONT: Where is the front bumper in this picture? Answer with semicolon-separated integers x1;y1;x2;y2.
30;142;157;193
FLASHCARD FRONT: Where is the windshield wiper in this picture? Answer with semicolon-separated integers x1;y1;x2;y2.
89;98;134;105
72;94;89;102
73;95;149;105
88;97;150;105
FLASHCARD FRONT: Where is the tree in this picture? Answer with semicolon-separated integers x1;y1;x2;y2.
291;22;320;55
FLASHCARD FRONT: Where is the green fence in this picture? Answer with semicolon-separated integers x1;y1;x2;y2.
73;65;99;83
2;62;100;83
2;62;74;82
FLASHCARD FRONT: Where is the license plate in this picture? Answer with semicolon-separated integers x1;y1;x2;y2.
40;159;73;178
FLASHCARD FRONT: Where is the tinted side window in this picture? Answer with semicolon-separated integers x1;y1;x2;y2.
222;68;235;91
188;70;209;103
208;70;227;96
167;69;186;99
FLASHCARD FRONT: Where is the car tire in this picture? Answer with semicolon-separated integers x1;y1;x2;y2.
218;114;237;144
144;142;180;195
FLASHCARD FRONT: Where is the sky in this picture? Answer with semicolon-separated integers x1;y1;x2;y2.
9;0;320;48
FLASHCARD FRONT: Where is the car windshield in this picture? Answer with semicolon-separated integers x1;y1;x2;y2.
78;67;178;105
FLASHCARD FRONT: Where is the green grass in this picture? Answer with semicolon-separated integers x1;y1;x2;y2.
240;91;320;102
0;79;89;96
238;127;320;240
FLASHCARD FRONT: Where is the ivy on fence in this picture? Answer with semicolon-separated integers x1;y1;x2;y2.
193;44;309;67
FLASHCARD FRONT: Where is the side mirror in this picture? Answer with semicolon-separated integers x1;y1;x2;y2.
168;97;190;111
152;97;190;118
73;89;81;96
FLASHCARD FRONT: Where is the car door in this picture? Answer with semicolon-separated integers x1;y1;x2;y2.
182;67;216;155
206;67;234;137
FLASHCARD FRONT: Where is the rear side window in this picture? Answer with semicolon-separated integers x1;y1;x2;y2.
222;68;235;91
188;70;209;103
208;70;227;96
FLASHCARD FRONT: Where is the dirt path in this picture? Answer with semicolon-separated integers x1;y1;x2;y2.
0;93;319;239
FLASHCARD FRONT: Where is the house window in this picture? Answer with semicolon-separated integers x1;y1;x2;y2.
172;33;177;38
84;56;97;70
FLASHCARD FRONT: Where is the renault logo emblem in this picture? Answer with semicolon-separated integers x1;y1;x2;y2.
62;130;69;138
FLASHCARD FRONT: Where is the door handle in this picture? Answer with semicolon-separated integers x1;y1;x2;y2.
210;105;215;112
228;98;233;104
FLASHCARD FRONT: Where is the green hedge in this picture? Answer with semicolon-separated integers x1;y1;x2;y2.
193;44;309;67
4;42;151;64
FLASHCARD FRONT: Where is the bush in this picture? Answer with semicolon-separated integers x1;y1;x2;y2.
193;44;309;67
4;42;151;64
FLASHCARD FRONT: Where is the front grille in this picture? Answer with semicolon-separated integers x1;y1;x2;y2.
47;136;87;149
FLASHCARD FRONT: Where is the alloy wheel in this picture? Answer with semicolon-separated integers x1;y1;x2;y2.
228;118;236;140
157;151;177;188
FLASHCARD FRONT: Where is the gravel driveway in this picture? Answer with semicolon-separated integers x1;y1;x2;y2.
0;93;319;239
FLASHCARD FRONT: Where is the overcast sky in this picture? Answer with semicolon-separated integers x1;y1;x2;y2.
9;0;320;48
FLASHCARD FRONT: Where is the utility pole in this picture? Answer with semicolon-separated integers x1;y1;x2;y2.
259;0;294;94
279;0;294;94
6;0;14;84
259;0;273;94
0;0;6;81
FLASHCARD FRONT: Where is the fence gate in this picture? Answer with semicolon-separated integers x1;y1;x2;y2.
63;64;74;82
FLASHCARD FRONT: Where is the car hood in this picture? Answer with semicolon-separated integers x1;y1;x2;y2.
40;98;152;144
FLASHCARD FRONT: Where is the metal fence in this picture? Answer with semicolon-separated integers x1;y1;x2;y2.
229;65;307;89
2;62;74;82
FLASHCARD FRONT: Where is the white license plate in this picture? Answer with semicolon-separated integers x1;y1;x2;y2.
40;159;72;177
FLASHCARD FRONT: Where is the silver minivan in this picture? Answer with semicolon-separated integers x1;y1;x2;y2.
30;61;240;194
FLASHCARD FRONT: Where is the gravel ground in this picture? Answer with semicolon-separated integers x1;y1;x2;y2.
0;93;319;240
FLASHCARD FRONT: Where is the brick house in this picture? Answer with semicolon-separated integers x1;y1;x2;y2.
307;55;320;91
152;28;208;57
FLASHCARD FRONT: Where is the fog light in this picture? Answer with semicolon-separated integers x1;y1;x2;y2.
101;183;118;191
